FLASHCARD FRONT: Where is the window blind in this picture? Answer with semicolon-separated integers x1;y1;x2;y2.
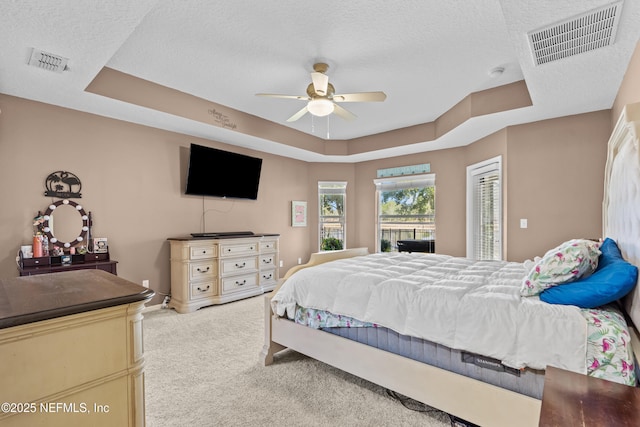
318;181;347;194
472;171;501;260
374;174;435;191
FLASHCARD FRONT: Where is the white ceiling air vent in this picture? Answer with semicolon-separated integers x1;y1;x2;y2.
28;48;69;73
527;1;623;66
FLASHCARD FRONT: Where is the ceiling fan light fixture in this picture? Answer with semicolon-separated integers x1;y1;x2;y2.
307;98;334;117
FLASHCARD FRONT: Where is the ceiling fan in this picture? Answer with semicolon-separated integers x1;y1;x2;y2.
256;62;386;122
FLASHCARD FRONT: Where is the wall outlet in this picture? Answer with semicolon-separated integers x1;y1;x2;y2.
520;219;528;229
279;260;283;268
297;257;302;265
142;279;150;288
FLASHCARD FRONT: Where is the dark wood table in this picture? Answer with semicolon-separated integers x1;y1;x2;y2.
539;365;640;426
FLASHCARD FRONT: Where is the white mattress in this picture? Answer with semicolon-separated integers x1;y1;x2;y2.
271;252;588;373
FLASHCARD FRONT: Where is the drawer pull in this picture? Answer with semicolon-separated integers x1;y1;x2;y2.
196;285;210;292
202;250;207;254
262;273;273;280
196;266;210;273
235;280;246;286
262;258;272;264
235;262;246;268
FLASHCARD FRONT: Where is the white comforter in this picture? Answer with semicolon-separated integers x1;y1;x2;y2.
271;252;588;372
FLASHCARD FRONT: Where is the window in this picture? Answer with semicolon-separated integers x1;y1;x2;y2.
466;156;502;260
318;181;346;251
374;174;435;252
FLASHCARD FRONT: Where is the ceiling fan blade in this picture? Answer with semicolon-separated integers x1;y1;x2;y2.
286;105;309;122
332;103;357;121
311;72;329;95
255;93;308;100
332;91;387;103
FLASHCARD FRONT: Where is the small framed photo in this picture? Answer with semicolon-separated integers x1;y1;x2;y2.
93;237;108;253
21;245;33;259
61;255;71;266
291;201;307;227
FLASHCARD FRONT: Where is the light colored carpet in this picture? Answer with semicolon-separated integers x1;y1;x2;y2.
143;295;452;426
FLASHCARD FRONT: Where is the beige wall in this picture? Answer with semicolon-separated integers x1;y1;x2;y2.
0;95;311;304
0;95;613;302
351;112;609;262
354;146;468;256
504;111;610;261
613;41;640;122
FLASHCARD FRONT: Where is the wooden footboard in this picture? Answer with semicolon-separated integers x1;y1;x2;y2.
260;247;541;426
260;247;369;365
268;310;541;426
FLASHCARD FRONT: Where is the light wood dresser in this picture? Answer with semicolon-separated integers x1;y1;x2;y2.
168;233;279;313
0;269;154;427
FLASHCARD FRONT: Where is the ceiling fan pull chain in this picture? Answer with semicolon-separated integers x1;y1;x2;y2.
326;115;330;139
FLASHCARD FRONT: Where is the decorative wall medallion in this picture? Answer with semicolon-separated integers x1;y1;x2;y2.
44;171;82;198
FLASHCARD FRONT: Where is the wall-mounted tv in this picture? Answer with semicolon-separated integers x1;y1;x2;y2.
185;143;262;200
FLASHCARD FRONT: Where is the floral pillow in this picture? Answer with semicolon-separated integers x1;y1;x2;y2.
521;239;601;296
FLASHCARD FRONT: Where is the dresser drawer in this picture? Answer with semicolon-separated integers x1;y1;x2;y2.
190;281;215;300
189;261;216;280
260;270;276;283
221;273;258;294
190;245;216;260
220;257;257;276
260;240;278;252
219;242;258;257
259;255;276;268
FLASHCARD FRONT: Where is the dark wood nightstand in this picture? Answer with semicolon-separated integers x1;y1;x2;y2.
539;365;640;426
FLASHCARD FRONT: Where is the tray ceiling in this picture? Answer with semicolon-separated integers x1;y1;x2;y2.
1;1;639;162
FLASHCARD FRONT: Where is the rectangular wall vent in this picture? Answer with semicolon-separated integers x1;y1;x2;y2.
527;1;623;66
28;48;69;73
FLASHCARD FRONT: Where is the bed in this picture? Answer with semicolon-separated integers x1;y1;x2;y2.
261;102;640;427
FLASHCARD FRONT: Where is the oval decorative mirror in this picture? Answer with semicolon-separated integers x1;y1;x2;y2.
42;200;89;248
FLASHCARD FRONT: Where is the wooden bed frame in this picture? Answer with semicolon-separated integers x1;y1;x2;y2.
261;102;640;427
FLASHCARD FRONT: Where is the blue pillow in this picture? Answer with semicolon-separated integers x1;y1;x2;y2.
540;239;638;308
597;237;623;270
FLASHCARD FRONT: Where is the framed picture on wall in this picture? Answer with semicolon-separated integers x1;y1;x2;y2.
291;201;307;227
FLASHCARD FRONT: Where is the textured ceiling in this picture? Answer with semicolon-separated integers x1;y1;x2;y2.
1;1;639;162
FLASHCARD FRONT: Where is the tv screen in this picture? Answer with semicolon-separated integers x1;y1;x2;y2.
185;143;262;200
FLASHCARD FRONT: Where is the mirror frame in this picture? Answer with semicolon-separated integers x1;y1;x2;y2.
42;200;89;248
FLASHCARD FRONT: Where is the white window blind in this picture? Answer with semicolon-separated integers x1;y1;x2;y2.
467;157;502;260
374;174;435;191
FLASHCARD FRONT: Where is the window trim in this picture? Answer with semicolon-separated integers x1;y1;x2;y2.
374;173;436;253
318;181;347;251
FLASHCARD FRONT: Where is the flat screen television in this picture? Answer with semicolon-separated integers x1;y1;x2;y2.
185;143;262;200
